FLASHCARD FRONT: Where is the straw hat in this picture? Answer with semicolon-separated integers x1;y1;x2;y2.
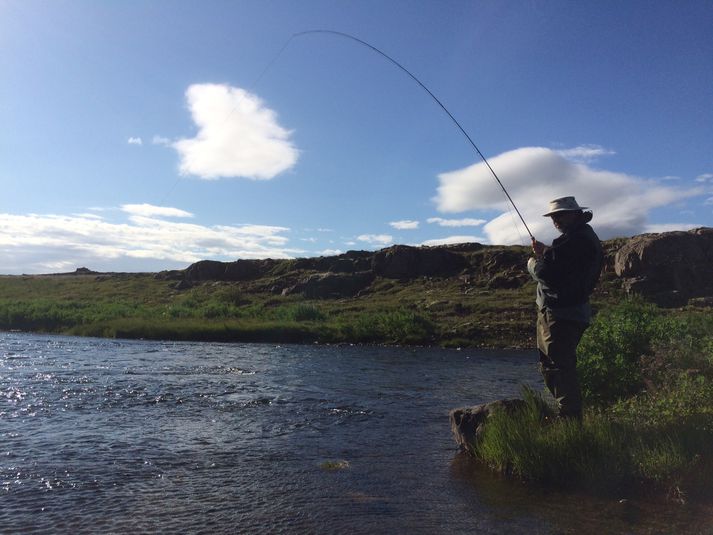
542;196;588;217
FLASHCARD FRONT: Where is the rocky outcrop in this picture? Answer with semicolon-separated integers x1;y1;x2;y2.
479;249;531;289
372;245;467;279
170;228;713;303
449;399;527;454
183;259;277;282
281;271;375;299
614;228;713;306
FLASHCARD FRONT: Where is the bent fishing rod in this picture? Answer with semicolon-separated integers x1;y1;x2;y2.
286;30;535;242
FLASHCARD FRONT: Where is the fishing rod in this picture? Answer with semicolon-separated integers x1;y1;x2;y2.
289;30;535;242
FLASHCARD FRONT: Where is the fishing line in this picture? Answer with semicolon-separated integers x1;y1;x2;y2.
288;29;535;242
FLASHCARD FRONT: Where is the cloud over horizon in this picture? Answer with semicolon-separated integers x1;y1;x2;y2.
434;147;703;244
173;83;299;180
357;234;393;246
421;235;485;246
427;217;486;227
0;207;300;274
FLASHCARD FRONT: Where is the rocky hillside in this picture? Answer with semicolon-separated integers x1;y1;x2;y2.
159;228;713;308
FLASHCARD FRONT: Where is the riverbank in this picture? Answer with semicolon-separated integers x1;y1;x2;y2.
458;300;713;504
2;229;712;347
0;240;626;348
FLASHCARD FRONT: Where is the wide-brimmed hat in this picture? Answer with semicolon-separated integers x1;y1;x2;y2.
542;196;588;217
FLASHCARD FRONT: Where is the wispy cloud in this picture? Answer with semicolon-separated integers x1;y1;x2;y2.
173;83;299;180
434;147;703;244
389;220;419;230
121;203;193;218
357;234;393;246
152;135;171;146
127;137;143;146
643;223;702;233
427;217;486;227
696;173;713;183
320;248;344;256
0;207;300;274
556;144;615;163
421;235;484;246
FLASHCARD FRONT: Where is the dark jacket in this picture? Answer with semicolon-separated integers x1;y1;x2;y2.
530;222;603;309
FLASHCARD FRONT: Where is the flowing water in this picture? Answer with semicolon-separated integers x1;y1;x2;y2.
0;333;710;534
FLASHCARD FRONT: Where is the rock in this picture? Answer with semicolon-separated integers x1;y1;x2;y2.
688;296;713;308
184;259;276;282
614;228;713;306
155;270;184;281
173;279;193;290
283;271;375;299
449;398;526;454
475;249;531;289
184;260;227;281
372;245;467;279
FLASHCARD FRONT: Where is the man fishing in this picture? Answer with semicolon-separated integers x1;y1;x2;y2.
527;196;603;420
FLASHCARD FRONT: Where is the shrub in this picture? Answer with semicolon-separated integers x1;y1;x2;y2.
577;300;668;406
275;303;326;322
341;310;435;344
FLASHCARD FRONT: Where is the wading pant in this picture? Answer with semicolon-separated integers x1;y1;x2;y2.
536;309;587;419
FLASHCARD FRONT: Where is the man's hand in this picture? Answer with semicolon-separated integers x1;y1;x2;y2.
531;238;546;257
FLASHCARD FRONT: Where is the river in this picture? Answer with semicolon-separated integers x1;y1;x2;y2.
0;333;709;534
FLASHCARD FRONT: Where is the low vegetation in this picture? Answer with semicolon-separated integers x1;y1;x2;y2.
473;300;713;503
0;270;549;347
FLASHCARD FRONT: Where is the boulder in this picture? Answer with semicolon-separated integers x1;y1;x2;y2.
449;398;526;454
479;249;531;289
614;228;713;306
184;260;227;281
184;259;276;282
282;271;375;299
372;245;467;279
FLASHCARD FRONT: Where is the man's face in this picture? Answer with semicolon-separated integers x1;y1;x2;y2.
550;211;579;233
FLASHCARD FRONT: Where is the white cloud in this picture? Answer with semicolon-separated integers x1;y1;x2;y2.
696;173;713;183
434;147;703;244
320;249;344;256
421;235;484;246
120;203;193;218
389;220;419;230
643;223;702;233
173;83;298;180
0;209;300;274
427;217;486;227
128;137;143;146
556;144;615;162
152;135;171;146
357;234;393;246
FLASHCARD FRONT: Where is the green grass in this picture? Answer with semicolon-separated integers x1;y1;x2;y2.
475;386;713;500
471;302;713;502
0;270;552;346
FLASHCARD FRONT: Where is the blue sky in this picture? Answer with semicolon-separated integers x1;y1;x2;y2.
1;0;711;273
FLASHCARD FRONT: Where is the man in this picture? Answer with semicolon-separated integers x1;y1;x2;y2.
527;196;603;420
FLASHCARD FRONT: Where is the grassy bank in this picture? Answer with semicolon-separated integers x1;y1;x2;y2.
471;300;713;503
0;271;556;347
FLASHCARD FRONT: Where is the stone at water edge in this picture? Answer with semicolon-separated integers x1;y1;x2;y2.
449;399;526;454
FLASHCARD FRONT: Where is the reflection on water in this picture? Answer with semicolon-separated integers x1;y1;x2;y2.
450;454;713;535
0;333;710;534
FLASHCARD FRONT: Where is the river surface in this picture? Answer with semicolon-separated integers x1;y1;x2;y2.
0;332;710;534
